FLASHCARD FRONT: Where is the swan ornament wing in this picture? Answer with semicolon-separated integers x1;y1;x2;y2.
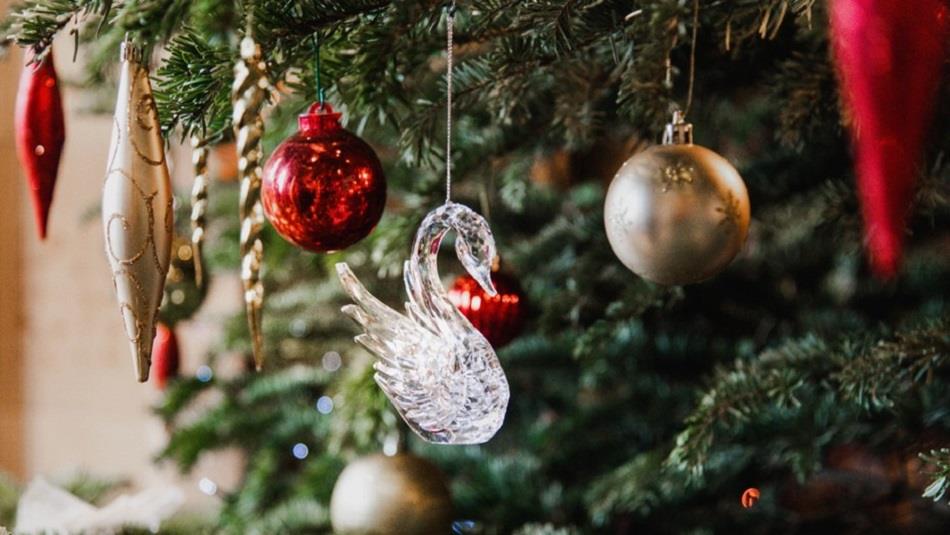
336;263;459;439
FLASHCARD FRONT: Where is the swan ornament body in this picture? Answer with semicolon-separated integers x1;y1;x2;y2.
336;202;510;444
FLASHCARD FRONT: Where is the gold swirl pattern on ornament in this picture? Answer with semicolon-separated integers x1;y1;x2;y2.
103;167;166;275
110;266;148;345
125;67;166;167
135;92;157;131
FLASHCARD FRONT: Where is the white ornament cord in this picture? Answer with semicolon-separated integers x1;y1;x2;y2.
335;1;509;445
445;3;455;203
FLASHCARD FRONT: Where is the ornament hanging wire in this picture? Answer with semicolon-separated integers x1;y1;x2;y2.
684;0;699;117
445;0;456;203
312;33;327;108
665;0;700;119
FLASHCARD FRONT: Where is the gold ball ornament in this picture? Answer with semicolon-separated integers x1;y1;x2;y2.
604;112;750;285
158;236;208;325
330;453;453;535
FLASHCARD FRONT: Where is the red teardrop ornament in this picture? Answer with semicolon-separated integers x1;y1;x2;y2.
448;271;526;348
152;322;180;390
830;0;949;277
261;102;387;253
15;49;66;240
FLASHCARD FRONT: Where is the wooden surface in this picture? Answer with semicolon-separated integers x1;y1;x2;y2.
0;35;24;479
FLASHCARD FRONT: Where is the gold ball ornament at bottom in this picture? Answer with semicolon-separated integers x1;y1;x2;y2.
329;453;453;535
158;237;208;325
604;113;750;285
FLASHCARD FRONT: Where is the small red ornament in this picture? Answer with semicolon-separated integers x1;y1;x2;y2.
152;322;180;390
261;102;386;252
830;0;949;278
448;270;526;348
15;49;66;240
741;487;760;509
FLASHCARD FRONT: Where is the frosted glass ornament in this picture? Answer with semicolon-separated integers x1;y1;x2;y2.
337;202;510;444
102;41;173;382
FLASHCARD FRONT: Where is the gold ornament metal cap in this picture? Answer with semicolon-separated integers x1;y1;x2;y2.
663;110;694;145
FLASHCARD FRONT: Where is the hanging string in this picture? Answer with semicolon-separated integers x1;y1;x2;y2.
683;0;699;118
445;1;456;203
313;34;326;108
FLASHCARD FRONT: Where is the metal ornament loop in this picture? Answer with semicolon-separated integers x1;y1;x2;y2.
662;110;694;145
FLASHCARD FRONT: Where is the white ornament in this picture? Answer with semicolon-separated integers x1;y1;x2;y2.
336;202;510;444
15;478;183;534
604;112;750;285
102;41;173;382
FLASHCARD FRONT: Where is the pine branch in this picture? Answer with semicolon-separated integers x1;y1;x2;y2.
834;318;950;411
513;524;580;535
153;28;232;140
0;0;108;57
921;448;950;502
667;316;950;477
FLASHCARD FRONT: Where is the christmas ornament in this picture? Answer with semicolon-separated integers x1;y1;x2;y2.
159;237;207;325
830;0;949;277
329;454;453;535
15;478;184;534
16;48;65;240
190;136;209;288
741;487;760;509
102;40;173;382
337;7;509;444
604;111;750;285
448;268;526;347
232;36;269;370
337;203;510;444
151;322;180;390
261;102;386;252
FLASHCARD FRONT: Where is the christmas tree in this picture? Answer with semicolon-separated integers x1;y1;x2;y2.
2;0;949;533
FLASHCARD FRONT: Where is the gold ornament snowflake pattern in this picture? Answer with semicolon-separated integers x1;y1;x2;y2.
716;191;742;232
659;162;695;192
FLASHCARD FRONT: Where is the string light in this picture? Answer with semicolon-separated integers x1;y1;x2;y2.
198;478;218;495
196;365;213;382
292;443;310;459
322;351;342;371
316;395;334;414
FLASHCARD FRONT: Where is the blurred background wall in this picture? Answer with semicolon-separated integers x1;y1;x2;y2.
0;30;241;507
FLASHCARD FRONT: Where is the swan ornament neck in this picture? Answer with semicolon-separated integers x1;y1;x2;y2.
336;201;510;444
407;202;497;328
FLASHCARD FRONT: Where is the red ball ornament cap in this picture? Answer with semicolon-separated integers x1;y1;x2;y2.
298;102;342;134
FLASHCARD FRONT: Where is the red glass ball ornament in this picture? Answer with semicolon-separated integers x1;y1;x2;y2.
448;271;526;348
262;102;386;252
152;322;180;390
741;487;760;509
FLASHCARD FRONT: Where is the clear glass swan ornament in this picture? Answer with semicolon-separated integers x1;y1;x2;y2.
336;202;510;444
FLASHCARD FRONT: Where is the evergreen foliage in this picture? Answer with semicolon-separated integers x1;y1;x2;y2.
2;0;949;533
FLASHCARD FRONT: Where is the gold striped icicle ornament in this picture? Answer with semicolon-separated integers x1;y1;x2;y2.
102;39;174;382
232;36;269;370
190;135;209;289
